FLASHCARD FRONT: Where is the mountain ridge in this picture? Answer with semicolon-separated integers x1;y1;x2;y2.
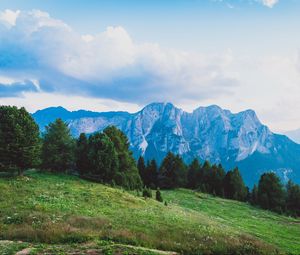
32;103;300;186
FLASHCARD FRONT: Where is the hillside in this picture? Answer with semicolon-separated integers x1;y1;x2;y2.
0;172;299;254
32;103;300;186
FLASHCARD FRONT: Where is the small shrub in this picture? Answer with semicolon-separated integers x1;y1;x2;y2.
155;188;163;202
3;213;24;225
142;187;152;198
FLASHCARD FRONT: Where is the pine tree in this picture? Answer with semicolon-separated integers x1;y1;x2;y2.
251;184;258;205
145;159;158;188
0;106;41;175
223;167;247;201
76;133;89;175
42;118;75;172
137;156;146;185
104;126;142;190
88;132;119;183
286;180;300;216
257;172;285;213
158;152;187;189
187;158;201;189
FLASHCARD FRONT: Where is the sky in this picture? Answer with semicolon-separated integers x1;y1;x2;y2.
0;0;300;132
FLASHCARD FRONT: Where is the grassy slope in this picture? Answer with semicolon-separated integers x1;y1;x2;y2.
162;189;300;254
0;172;298;255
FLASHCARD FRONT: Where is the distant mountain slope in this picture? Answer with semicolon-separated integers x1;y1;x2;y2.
32;103;300;186
284;128;300;144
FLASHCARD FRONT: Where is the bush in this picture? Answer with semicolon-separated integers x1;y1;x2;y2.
142;187;152;198
155;188;163;202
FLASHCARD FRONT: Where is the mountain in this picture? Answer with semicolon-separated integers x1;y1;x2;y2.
284;128;300;144
32;102;300;186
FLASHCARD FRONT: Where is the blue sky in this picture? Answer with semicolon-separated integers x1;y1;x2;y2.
0;0;300;132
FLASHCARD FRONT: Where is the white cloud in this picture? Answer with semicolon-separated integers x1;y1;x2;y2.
260;0;279;8
0;9;237;104
0;9;20;27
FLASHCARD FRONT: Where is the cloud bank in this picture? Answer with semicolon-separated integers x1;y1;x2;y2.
0;9;237;104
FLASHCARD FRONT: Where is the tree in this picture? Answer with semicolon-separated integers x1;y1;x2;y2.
257;172;285;213
223;167;247;201
76;133;89;175
145;159;158;188
187;158;201;189
250;184;258;205
158;152;187;189
137;156;146;185
104;126;142;190
0;106;41;175
88;132;119;183
42;118;75;172
286;180;300;216
156;187;163;202
209;164;226;196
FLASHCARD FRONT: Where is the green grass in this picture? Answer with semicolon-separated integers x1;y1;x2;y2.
0;171;298;254
162;189;300;254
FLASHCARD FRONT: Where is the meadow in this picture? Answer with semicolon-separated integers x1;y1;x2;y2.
0;171;299;255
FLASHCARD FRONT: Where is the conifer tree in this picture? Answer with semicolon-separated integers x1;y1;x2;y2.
0;106;41;175
187;158;201;189
158;152;187;189
286;180;300;216
42;118;75;172
104;126;142;189
257;172;285;213
76;133;89;175
145;159;158;188
223;167;247;201
88;132;119;183
137;156;146;184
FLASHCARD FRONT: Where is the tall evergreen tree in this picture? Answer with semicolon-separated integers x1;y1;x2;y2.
251;184;258;205
137;156;146;185
158;152;187;189
210;164;226;196
76;133;89;175
187;158;201;189
0;106;41;175
42;118;75;172
145;159;158;188
286;180;300;216
88;132;118;183
257;172;285;213
223;167;247;201
104;126;142;189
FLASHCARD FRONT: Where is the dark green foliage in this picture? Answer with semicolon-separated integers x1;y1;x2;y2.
145;159;158;188
42;118;75;172
0;106;41;175
158;152;187;189
187;158;201;189
155;188;163;202
104;126;142;190
76;133;90;175
223;167;248;201
88;132;119;183
251;185;258;205
257;172;285;213
142;187;152;198
137;156;146;184
286;180;300;216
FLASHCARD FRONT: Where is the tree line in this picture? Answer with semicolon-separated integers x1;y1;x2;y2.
0;106;299;216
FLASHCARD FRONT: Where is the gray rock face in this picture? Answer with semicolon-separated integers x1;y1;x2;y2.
33;102;300;186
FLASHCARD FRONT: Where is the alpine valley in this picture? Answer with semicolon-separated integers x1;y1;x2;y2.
33;103;300;187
